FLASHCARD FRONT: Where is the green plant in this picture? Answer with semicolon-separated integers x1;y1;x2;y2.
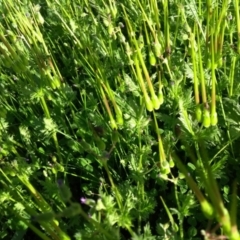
1;0;240;240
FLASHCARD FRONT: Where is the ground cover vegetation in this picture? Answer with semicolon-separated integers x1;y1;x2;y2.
0;0;240;239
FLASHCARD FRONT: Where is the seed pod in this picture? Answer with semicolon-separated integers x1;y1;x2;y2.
110;119;117;129
145;95;153;112
9;170;16;177
52;168;57;174
203;108;210;128
116;109;123;125
159;173;168;180
53;219;59;226
138;35;144;49
158;90;164;105
35;12;44;25
211;112;218;126
53;162;64;172
169;158;175;168
172;223;179;232
52;156;57;163
162;167;171;175
195;105;202;122
200;200;214;219
111;7;117;19
152;94;161;110
47;94;52;101
43;169;48;177
161;160;171;174
149;50;156;66
162;160;169;168
178;172;185;179
153;40;162;57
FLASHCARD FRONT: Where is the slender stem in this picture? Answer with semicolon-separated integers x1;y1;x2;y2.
163;0;170;56
153;111;166;164
235;0;240;53
210;23;217;126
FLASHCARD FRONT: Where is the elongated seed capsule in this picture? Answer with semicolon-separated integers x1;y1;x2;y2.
153;39;162;57
110;119;117;129
35;12;44;25
158;90;164;105
110;6;117;19
152;94;161;110
133;51;153;111
172;223;179;232
196;105;202;122
145;95;153;112
105;7;110;14
53;220;59;226
162;160;169;168
201;200;214;219
211;112;218;126
115;105;123;125
220;208;231;234
116;113;123;125
52;156;57;162
118;32;126;43
138;35;144;49
161;167;171;175
179;172;185;179
52;168;57;174
149;50;156;66
43;169;48;177
203;108;210;128
169;158;175;168
161;160;171;174
53;162;64;172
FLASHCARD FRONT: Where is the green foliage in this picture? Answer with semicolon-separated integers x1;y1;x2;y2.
0;0;240;239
